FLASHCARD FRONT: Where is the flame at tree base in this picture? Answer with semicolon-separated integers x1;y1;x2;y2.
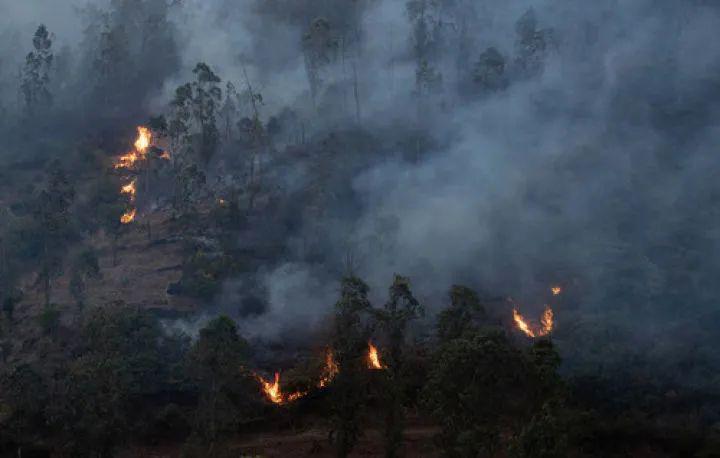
256;372;307;405
368;341;385;370
513;306;554;338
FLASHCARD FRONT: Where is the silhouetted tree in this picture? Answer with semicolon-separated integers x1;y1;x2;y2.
331;276;372;458
21;25;53;115
188;316;253;446
373;275;423;458
33;161;75;308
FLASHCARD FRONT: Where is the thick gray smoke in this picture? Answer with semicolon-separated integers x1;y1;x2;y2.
2;0;719;381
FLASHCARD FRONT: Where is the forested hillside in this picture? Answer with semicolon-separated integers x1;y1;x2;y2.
0;1;719;457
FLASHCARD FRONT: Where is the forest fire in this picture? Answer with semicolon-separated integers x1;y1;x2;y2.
121;179;136;200
113;126;170;224
134;126;151;152
367;342;384;370
256;372;306;405
551;286;562;296
120;208;136;224
318;348;339;388
115;128;150;170
513;306;554;338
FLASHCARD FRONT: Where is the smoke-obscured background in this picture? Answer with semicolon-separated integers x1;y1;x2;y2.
2;0;719;387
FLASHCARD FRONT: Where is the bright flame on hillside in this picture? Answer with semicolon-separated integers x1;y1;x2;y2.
120;208;136;224
134;126;151;152
318;348;339;388
121;179;136;200
540;307;553;335
513;309;536;337
551;286;562;296
368;342;384;370
256;372;307;405
114;127;153;170
513;306;554;338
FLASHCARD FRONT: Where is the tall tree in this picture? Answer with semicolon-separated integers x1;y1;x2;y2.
302;18;339;109
21;24;54;115
170;63;222;165
33;161;75;308
373;275;423;458
331;276;372;458
188;316;252;446
406;0;443;96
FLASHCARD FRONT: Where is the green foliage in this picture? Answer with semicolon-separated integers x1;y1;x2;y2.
0;364;48;448
331;276;373;457
188;316;256;442
21;24;53;114
33;161;76;306
422;329;533;456
69;247;102;309
436;285;485;343
44;305;189;456
373;275;424;458
174;249;238;300
509;402;568;458
170;62;222;165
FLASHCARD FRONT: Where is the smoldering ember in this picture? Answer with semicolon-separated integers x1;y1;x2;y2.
0;1;718;457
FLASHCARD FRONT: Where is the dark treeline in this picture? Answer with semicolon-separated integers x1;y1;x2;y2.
1;0;720;456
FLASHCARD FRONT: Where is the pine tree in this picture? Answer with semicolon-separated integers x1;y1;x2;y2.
21;25;54;115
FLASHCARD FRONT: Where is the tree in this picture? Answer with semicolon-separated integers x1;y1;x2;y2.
219;81;239;141
513;8;553;79
372;275;424;457
0;364;48;457
33;161;75;308
45;306;186;456
68;247;102;310
472;47;508;94
93;16;130;109
188;316;253;446
173;163;206;217
510;401;568;458
331;276;372;458
422;329;532;456
406;0;443;96
21;25;53;115
436;285;485;343
302;18;339;109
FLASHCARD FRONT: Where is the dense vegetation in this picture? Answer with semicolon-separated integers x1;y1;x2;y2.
1;0;719;456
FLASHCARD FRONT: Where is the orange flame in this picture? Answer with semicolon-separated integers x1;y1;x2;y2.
551;286;562;296
134;126;151;153
114;127;153;170
540;307;553;335
513;306;554;338
121;179;136;201
513;309;537;338
318;348;339;388
256;372;307;405
120;208;136;224
368;341;384;370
